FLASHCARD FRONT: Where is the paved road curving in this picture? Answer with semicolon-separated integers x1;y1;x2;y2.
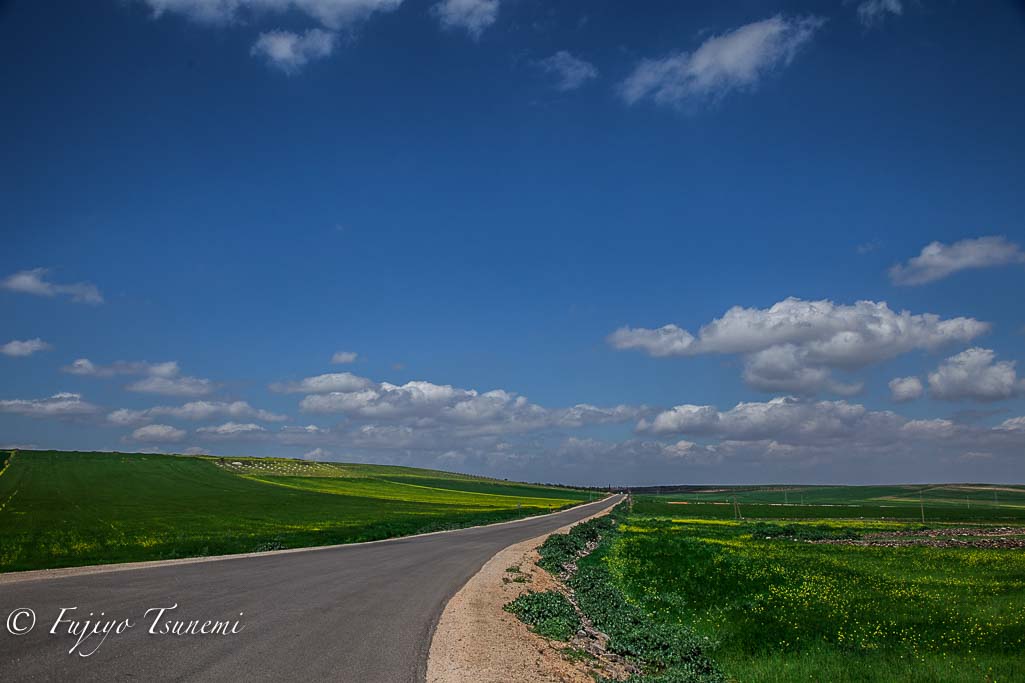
0;495;622;682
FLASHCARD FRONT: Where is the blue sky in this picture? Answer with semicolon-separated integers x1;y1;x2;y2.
3;0;1025;485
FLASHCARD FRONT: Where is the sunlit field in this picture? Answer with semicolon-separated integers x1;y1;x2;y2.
599;495;1025;682
0;450;589;573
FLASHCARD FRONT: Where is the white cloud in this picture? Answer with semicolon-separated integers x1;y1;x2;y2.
610;297;988;394
107;408;151;426
63;357;215;396
889;236;1025;286
128;375;216;397
64;358;180;378
1;268;103;305
331;350;358;364
271;372;373;394
742;345;863;395
634;395;1025;470
197;421;268;437
251;28;336;74
608;324;696;357
297;377;639;436
432;0;498;39
636;396;906;446
0;392;101;418
155;400;286;421
139;0;403;30
130;424;186;443
900;418;955;439
536;51;598;91
927;348;1025;402
107;400;286;425
857;0;902;27
620;15;823;107
1;338;52;357
888;376;923;402
264;388;1025;484
303;447;331;459
998;416;1025;432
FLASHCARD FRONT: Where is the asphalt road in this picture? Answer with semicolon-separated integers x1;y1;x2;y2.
0;495;622;682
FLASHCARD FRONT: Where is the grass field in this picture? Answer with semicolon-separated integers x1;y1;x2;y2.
646;483;1025;509
595;493;1025;682
0;449;590;573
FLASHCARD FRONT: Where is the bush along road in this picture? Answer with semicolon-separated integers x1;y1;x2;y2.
505;503;725;683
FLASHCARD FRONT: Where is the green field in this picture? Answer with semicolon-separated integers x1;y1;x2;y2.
646;483;1025;509
593;493;1025;682
0;449;590;573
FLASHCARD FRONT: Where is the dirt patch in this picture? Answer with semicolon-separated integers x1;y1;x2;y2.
814;526;1025;549
427;503;630;683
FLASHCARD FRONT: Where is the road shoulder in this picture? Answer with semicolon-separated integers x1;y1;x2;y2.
427;504;618;683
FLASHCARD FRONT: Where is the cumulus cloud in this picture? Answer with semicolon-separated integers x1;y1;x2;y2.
107;400;286;426
927;348;1025;402
432;0;498;39
888;376;923;402
900;418;956;439
106;408;151;426
636;396;907;447
266;387;1025;484
998;416;1025;432
535;51;598;91
889;236;1025;286
129;424;186;443
64;358;215;396
331;350;358;364
0;392;101;419
608;324;696;358
1;268;103;305
251;28;336;74
742;345;863;395
139;0;403;30
296;376;640;436
609;297;988;395
128;375;216;397
271;372;373;394
197;421;268;437
1;338;52;357
620;15;823;107
857;0;902;27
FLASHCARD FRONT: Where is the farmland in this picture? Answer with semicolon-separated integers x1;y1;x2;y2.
587;492;1025;682
0;449;590;573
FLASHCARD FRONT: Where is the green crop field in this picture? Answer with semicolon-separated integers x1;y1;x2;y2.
0;449;591;573
645;483;1025;509
588;493;1025;682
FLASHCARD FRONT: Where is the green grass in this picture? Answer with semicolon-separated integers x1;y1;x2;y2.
598;501;1025;682
0;449;589;572
504;590;581;641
